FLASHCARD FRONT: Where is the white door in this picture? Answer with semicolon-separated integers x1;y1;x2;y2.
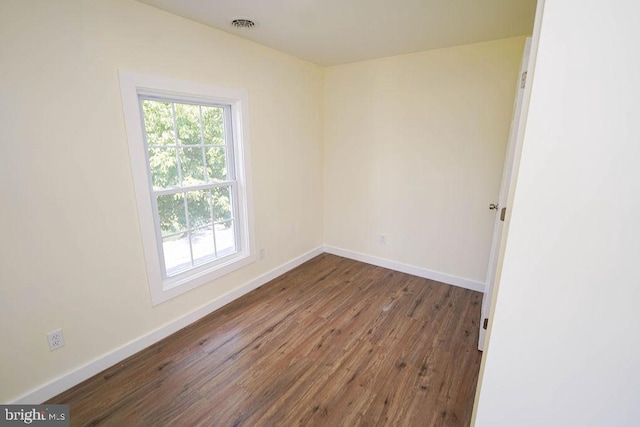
478;38;532;351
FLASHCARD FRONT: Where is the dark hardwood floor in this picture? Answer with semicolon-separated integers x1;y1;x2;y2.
48;254;483;426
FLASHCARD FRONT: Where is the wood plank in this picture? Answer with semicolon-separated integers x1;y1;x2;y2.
47;254;482;426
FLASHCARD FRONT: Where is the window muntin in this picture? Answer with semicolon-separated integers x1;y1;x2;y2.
119;71;255;305
140;97;240;279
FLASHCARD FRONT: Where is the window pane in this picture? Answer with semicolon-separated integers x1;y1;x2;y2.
175;103;202;145
142;100;175;146
179;147;206;185
212;186;232;222
205;147;227;181
215;221;236;257
157;193;187;234
192;226;215;266
202;106;225;145
148;147;178;189
187;190;212;228
163;233;192;277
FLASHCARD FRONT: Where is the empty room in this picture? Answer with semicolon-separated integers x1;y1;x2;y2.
2;0;640;426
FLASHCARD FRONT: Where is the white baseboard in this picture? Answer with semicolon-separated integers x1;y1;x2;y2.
11;246;324;404
323;245;485;293
12;244;482;404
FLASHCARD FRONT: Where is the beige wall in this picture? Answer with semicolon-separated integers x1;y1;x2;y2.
474;0;640;425
0;0;323;402
323;37;526;283
0;0;526;404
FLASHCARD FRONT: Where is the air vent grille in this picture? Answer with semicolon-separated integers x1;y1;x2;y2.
231;19;255;29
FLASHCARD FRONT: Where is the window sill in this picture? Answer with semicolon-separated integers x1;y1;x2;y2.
150;250;258;306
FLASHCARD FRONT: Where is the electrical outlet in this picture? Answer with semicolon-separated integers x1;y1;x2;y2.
47;329;65;351
379;235;387;245
259;248;265;259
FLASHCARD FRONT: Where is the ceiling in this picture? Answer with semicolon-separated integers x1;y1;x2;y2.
136;0;537;66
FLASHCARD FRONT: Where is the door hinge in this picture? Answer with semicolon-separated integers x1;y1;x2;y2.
483;318;489;330
521;71;528;89
500;207;506;222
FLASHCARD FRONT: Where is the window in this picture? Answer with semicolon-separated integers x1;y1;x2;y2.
119;72;255;305
142;98;238;277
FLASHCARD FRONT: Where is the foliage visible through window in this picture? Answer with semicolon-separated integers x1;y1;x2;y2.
141;98;237;277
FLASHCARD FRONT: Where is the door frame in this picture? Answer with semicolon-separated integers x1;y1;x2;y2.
478;37;533;351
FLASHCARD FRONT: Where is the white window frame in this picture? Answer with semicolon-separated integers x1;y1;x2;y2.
119;71;256;305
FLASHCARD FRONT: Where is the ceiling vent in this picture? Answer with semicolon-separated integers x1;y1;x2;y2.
231;19;256;29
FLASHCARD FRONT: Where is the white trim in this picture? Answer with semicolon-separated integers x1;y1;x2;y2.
118;70;256;306
478;37;533;352
323;245;485;293
11;244;484;404
10;246;323;404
